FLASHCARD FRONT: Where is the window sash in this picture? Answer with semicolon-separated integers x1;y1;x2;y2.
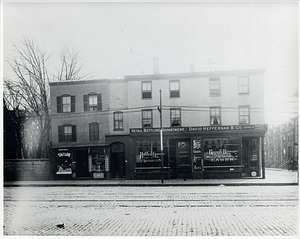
89;123;99;141
64;125;72;142
209;79;220;96
142;110;152;127
171;109;181;126
239;106;250;124
210;107;221;125
62;96;71;112
238;77;249;94
142;82;152;99
114;112;123;130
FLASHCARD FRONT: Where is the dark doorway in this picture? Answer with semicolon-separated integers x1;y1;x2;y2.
242;137;260;177
110;143;125;178
74;150;89;177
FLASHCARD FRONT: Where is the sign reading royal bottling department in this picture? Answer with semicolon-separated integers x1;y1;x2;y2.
130;124;267;134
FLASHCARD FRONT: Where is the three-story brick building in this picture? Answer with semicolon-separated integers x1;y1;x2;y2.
49;67;267;180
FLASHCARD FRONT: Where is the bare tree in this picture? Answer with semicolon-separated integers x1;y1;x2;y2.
55;47;91;81
5;38;51;158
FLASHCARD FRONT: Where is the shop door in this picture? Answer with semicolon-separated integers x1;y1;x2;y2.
177;139;192;178
75;150;89;177
110;143;125;178
242;138;260;177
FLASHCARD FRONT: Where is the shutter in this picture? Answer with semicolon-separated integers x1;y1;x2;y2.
97;94;102;111
83;95;88;111
58;126;63;142
57;96;62;113
72;125;77;142
71;96;75;112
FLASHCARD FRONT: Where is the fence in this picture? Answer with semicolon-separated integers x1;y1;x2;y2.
4;158;50;181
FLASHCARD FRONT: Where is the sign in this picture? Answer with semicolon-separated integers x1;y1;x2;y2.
130;124;267;134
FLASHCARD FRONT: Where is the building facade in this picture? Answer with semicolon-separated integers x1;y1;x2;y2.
264;116;298;169
49;68;267;180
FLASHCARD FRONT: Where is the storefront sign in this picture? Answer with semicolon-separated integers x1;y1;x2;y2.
130;124;267;134
58;152;71;157
205;149;239;162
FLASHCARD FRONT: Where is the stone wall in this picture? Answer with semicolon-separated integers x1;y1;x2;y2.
4;158;50;181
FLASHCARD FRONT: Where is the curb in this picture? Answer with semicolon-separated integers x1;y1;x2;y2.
4;182;298;187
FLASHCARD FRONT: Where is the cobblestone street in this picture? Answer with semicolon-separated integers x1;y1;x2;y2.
3;186;298;237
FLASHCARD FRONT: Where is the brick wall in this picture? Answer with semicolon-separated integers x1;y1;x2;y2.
4;158;50;181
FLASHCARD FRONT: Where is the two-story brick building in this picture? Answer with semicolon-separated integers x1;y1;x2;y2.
49;67;267;180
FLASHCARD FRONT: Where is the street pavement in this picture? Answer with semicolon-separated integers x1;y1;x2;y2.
2;168;299;237
3;168;299;187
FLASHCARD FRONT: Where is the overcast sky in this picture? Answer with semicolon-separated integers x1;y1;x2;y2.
2;1;298;125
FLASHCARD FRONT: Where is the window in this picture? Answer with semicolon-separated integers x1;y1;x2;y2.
58;124;76;142
239;106;250;124
57;95;75;113
114;112;123;130
89;122;99;141
209;78;220;96
170;80;180;98
238;76;249;94
142;81;152;99
142;109;152;127
170;108;181;126
84;93;102;111
210;107;221;125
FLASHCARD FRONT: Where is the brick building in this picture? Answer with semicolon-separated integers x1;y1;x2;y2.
49;67;267;180
264;116;298;169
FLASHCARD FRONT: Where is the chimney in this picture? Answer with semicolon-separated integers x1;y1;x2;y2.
153;57;159;74
190;64;194;73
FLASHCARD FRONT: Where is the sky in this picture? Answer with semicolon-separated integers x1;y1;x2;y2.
2;1;299;126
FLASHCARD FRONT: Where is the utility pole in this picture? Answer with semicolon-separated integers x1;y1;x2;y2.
158;89;164;183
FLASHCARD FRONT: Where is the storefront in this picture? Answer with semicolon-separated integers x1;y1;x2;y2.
51;145;110;179
130;124;267;179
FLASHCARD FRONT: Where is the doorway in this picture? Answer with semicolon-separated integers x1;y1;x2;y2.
74;150;89;177
242;137;260;177
110;142;125;178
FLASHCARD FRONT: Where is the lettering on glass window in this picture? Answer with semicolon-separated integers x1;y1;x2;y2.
142;110;152;127
210;107;221;125
142;82;152;99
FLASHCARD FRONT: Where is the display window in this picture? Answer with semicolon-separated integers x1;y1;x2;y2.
56;151;72;175
88;148;109;179
203;137;240;166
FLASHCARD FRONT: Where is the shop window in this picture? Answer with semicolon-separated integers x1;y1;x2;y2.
113;111;123;130
88;148;109;179
170;80;180;98
89;122;99;141
210;107;221;125
142;109;153;127
238;76;249;94
170;108;181;126
209;78;220;96
56;151;72;175
142;81;152;99
57;95;75;113
58;124;76;142
84;93;102;111
203;137;240;167
239;105;250;124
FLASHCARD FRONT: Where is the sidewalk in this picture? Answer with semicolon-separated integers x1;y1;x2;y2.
3;168;299;187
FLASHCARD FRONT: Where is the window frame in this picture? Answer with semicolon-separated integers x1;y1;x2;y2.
57;94;75;113
238;76;249;95
170;80;180;98
58;124;76;142
170;108;181;127
141;81;152;99
89;122;99;141
84;93;102;111
113;111;124;131
210;107;221;125
209;78;221;97
142;109;153;128
239;105;250;125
